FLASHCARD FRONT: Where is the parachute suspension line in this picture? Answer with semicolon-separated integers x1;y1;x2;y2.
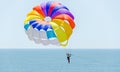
65;48;71;55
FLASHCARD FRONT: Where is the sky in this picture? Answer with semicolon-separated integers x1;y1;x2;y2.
0;0;120;49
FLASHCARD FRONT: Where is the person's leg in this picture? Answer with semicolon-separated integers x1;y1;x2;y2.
68;57;70;63
67;57;69;60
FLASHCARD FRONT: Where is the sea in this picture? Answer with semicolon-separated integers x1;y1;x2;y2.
0;49;120;72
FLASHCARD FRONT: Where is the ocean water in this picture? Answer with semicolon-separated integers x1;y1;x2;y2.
0;49;120;72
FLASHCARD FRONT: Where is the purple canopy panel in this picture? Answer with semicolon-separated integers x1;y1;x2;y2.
51;9;74;19
40;2;47;16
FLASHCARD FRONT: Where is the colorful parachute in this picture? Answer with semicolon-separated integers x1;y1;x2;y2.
24;1;75;47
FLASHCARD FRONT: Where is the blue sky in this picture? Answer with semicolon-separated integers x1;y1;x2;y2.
0;0;120;49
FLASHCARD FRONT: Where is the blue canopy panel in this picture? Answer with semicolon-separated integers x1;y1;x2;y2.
46;1;53;16
29;20;36;25
31;22;39;28
46;30;56;39
36;24;52;31
36;24;43;31
43;24;52;31
24;24;30;30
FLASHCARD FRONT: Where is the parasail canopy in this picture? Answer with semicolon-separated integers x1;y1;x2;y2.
24;1;75;47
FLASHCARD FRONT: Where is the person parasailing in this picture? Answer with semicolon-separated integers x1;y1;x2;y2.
66;53;71;63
